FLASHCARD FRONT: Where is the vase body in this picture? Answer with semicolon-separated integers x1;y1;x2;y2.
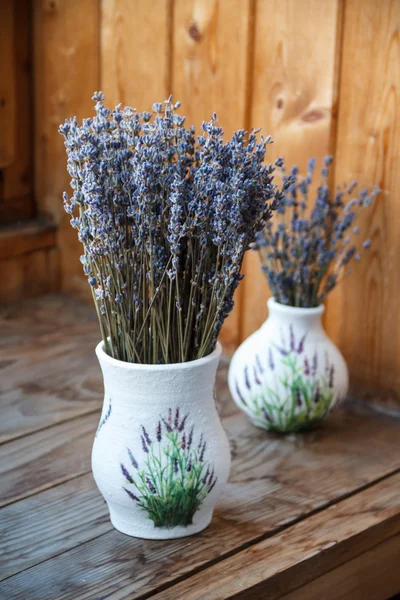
228;299;348;433
92;342;230;539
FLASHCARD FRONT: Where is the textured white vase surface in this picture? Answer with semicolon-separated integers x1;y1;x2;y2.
92;342;231;539
228;298;349;433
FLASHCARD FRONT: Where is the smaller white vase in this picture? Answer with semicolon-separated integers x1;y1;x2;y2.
92;342;231;539
228;298;348;433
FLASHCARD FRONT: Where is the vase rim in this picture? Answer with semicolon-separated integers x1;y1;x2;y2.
268;297;325;316
95;340;222;371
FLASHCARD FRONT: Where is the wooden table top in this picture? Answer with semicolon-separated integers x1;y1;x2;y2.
1;295;400;600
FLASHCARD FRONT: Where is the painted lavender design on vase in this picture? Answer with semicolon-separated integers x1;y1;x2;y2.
96;396;112;437
229;299;349;433
120;408;217;528
235;326;336;433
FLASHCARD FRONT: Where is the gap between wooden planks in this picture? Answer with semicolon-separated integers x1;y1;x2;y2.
1;470;399;599
1;406;400;597
150;473;400;600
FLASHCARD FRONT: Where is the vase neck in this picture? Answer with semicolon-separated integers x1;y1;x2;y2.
266;298;324;331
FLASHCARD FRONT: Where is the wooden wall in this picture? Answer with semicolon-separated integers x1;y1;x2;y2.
0;0;59;302
2;0;399;401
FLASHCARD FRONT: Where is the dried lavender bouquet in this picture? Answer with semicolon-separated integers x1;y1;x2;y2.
60;94;286;364
255;157;380;308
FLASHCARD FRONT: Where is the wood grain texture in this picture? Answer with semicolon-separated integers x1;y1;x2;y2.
325;0;400;407
0;221;56;260
278;534;400;600
0;295;96;348
1;297;400;597
0;412;99;507
172;0;254;353
0;247;59;303
101;0;172;109
1;0;35;224
2;402;400;597
0;0;16;169
0;474;110;580
240;0;343;340
0;322;101;443
33;0;100;297
152;473;400;600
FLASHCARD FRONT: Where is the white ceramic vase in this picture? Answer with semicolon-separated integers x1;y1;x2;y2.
228;298;348;433
92;342;231;539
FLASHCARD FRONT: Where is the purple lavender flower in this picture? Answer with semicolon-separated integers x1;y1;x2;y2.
255;157;379;307
156;421;162;442
199;441;206;462
178;414;188;432
181;433;186;450
208;468;215;485
162;417;173;433
296;389;302;408
128;448;138;469
173;457;179;474
290;325;295;351
314;383;320;404
59;95;283;365
312;351;318;376
329;365;335;388
255;354;264;374
208;479;217;494
120;463;133;484
197;433;203;452
141;425;152;446
304;357;310;376
187;457;192;472
253;366;261;386
273;343;288;357
202;466;210;484
262;408;272;423
146;477;157;494
297;333;306;354
174;407;180;429
168;408;172;425
235;382;247;406
244;366;251;390
187;426;194;450
141;435;149;454
268;348;275;370
123;488;139;502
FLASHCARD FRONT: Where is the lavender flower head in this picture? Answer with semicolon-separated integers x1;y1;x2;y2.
59;94;286;364
254;157;380;307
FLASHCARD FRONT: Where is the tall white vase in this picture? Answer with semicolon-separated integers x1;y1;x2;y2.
228;298;348;433
92;342;231;539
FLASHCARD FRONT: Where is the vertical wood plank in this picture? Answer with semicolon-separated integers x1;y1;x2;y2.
240;0;342;341
2;0;34;214
101;0;172;110
0;0;16;169
172;0;254;353
325;0;400;405
34;0;100;297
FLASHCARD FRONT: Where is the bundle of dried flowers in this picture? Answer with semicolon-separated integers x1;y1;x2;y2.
60;94;286;363
254;157;380;308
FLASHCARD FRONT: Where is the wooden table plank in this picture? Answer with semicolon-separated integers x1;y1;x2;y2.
278;534;400;600
0;412;98;507
0;474;110;581
150;473;400;600
2;296;400;599
0;296;100;442
0;295;96;349
0;295;231;444
1;404;400;599
0;324;101;443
